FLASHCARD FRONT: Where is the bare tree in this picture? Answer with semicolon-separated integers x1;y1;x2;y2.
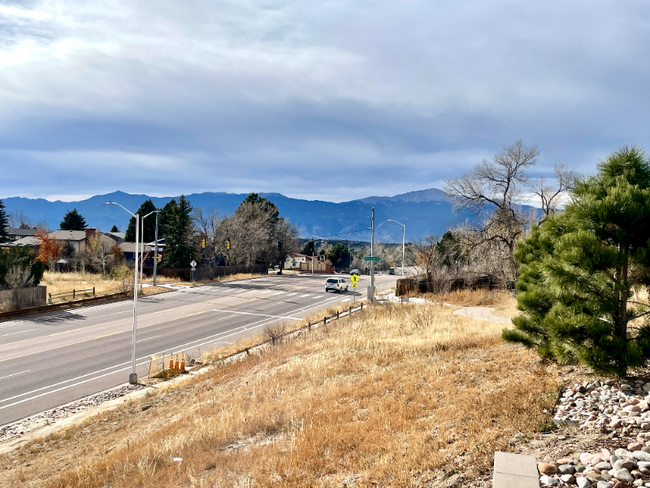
529;163;580;219
212;200;299;269
445;141;539;282
413;235;439;278
87;233;115;274
8;210;32;229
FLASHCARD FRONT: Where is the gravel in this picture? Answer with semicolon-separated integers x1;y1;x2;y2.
0;384;145;444
538;379;650;487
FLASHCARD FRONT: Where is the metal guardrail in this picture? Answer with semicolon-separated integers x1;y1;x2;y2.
213;303;366;362
48;287;95;304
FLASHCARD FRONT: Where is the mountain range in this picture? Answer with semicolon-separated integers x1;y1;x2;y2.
3;189;480;243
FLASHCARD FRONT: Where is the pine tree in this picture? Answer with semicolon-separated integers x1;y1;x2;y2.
60;209;87;231
163;195;196;268
110;225;119;233
0;199;8;243
504;146;650;376
124;199;157;243
327;243;351;270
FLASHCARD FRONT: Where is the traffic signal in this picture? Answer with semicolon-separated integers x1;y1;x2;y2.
201;238;206;249
157;254;162;263
226;239;231;250
278;241;283;251
308;241;314;253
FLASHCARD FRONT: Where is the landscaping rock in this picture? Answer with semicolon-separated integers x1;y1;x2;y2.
634;451;650;462
559;464;577;475
540;475;560;486
614;468;634;482
539;462;559;475
577;477;592;488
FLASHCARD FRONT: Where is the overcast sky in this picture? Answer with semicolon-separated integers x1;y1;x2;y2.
1;0;649;203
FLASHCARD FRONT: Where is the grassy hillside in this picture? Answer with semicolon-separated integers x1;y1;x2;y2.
0;292;559;487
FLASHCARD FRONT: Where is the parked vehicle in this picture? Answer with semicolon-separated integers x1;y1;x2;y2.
388;267;395;275
325;277;349;292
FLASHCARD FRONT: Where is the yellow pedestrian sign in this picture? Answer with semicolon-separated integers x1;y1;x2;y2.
350;274;359;287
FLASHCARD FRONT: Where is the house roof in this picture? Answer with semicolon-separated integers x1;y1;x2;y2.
4;236;42;247
7;228;38;238
50;230;87;241
106;232;125;242
119;242;153;253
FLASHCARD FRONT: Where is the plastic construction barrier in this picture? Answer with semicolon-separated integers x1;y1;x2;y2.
149;352;186;377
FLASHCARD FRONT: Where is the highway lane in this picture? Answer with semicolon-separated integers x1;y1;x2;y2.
0;274;396;426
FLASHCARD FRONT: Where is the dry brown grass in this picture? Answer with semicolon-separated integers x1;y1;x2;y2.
423;288;521;319
41;271;124;300
0;300;559;488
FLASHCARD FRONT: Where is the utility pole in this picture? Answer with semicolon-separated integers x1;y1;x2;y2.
153;210;159;286
368;207;376;301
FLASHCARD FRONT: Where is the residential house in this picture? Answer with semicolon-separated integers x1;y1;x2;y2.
5;228;38;243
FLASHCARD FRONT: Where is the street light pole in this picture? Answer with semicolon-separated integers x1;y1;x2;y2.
103;201;139;385
153;210;159;286
387;219;406;278
369;208;376;301
140;210;160;288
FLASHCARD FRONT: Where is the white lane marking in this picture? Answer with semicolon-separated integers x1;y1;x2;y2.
137;335;160;343
0;364;135;411
286;293;297;296
0;294;345;411
342;298;351;302
299;294;311;298
216;314;237;321
312;295;323;299
211;309;301;321
0;360;132;408
0;370;30;381
2;329;36;337
260;290;272;294
273;291;284;295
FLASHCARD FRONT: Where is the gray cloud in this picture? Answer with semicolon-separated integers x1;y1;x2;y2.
1;0;649;202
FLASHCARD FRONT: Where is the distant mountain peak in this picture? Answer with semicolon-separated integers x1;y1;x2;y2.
358;188;448;205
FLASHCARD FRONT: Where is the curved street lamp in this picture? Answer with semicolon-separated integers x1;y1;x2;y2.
103;201;140;384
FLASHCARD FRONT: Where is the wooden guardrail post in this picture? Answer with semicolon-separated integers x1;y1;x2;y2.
323;316;326;326
336;311;339;320
93;286;95;297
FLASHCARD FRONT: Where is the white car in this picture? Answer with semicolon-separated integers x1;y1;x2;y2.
325;277;349;293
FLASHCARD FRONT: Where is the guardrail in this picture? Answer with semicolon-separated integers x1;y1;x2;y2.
48;287;95;304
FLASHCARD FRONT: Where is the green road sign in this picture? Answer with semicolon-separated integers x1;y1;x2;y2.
363;256;380;261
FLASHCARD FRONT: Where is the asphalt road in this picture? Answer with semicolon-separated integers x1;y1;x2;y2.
0;273;396;426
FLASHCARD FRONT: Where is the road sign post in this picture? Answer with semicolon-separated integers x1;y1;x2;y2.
190;260;197;282
350;274;359;305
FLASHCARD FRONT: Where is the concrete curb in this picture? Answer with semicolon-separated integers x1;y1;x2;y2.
493;451;539;487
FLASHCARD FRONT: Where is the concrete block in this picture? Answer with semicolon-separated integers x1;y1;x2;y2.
494;451;539;488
